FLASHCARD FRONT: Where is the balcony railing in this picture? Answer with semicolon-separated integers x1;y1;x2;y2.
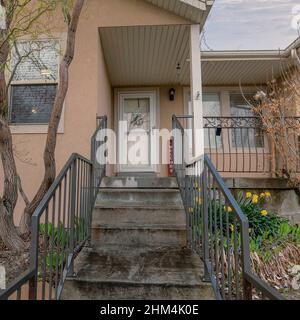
174;115;272;174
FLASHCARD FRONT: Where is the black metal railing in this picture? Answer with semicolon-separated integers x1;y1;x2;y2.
0;116;107;300
173;115;272;173
172;115;284;300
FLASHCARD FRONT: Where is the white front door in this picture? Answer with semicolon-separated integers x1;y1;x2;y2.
118;91;157;173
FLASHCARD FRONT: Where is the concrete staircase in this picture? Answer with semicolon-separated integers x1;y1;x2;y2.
62;176;214;300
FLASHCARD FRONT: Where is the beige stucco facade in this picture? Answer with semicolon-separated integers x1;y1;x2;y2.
1;0;299;225
0;0;194;224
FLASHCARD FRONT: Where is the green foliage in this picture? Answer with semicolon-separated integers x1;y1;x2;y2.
39;216;87;270
190;190;300;263
234;191;300;261
45;251;66;270
40;222;68;247
236;191;288;239
61;0;74;24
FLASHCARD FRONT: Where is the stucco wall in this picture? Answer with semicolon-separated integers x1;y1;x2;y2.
1;0;190;225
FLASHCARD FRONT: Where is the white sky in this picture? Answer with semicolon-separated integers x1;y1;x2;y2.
203;0;300;50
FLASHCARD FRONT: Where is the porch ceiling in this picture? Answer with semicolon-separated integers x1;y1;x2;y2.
99;25;191;87
201;51;292;86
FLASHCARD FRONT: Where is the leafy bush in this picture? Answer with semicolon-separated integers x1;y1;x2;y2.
235;191;289;239
39;217;87;270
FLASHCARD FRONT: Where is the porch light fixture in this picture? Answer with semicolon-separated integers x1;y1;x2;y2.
169;88;176;101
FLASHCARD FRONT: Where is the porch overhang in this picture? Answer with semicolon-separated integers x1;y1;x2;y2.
145;0;214;25
99;25;191;87
201;51;293;86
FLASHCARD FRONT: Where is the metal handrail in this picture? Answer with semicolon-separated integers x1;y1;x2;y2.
0;116;107;300
172;114;285;300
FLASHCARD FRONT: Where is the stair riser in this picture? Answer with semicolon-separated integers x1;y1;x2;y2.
97;191;182;206
92;208;185;227
62;281;214;300
92;228;187;247
101;177;178;189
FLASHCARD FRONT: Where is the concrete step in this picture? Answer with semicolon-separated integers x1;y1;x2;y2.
92;207;186;227
91;225;187;247
96;189;182;207
61;246;215;300
101;177;178;189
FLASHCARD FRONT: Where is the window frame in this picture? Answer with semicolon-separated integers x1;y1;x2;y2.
229;92;267;152
8;38;65;133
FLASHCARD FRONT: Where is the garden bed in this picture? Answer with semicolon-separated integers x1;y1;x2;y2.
235;191;300;298
0;235;30;287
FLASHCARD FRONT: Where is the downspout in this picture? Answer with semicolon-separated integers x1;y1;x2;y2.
291;48;300;69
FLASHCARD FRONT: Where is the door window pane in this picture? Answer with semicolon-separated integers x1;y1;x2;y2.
124;98;150;131
123;98;151;166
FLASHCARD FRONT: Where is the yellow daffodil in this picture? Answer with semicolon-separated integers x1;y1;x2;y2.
195;197;202;205
260;193;266;198
246;192;252;199
252;194;259;204
188;207;194;213
194;182;198;188
224;206;232;213
230;224;234;232
265;192;271;198
261;210;268;217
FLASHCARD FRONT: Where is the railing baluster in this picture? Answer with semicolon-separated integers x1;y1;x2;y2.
54;185;62;299
42;206;49;300
218;189;225;299
213;179;220;291
48;192;56;300
59;176;67;291
233;216;239;299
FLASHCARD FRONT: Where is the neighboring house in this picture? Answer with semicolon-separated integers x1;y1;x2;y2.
1;0;300;225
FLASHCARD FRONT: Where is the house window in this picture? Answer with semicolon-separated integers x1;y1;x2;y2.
185;91;222;153
230;93;264;148
9;40;59;124
203;93;222;149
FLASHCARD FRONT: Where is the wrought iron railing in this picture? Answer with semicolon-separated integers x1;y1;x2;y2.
0;116;107;300
174;115;272;173
172;115;284;300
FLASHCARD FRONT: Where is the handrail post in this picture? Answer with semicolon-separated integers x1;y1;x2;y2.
87;163;93;244
67;159;77;277
28;217;39;300
241;220;253;300
202;163;210;282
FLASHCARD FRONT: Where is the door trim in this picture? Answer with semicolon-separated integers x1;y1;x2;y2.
116;89;159;173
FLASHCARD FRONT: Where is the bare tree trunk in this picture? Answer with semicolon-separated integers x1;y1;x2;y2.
0;203;24;251
0;25;25;250
20;0;85;233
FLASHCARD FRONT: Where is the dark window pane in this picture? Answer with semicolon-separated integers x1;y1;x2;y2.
10;84;57;124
